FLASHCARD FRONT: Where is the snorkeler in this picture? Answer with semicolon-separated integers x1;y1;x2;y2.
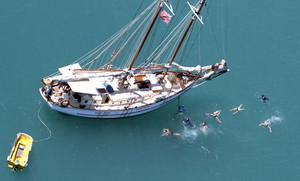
259;119;272;133
260;95;270;103
161;129;181;136
183;117;191;125
229;104;245;114
206;110;222;123
200;122;207;131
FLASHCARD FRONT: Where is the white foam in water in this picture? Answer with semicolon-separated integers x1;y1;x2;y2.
181;127;199;143
201;145;210;153
181;125;217;143
200;127;209;135
270;115;283;124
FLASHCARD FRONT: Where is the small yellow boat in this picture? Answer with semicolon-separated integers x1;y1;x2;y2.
7;133;34;172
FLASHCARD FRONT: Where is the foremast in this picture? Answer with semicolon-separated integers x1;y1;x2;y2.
167;0;206;69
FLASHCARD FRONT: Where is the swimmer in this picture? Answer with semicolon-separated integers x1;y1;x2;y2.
161;128;181;136
229;104;245;114
260;94;269;103
183;117;191;125
206;110;222;123
200;122;207;131
258;119;272;133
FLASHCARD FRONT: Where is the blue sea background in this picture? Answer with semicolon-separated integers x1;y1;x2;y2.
1;0;300;180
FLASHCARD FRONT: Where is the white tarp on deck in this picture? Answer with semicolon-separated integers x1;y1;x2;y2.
172;62;201;73
68;80;99;95
58;63;82;76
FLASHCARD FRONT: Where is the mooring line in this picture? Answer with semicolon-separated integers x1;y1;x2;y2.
34;102;52;143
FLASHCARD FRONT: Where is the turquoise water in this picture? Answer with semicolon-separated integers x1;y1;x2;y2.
1;0;300;180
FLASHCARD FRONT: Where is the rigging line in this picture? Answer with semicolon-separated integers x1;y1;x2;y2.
199;21;201;65
82;1;157;68
182;25;200;64
109;0;147;68
34;102;52;143
113;5;157;68
175;0;180;12
207;16;220;60
179;23;194;65
127;9;156;68
182;0;212;64
154;0;187;58
92;0;149;67
147;1;210;66
133;0;146;19
143;18;159;61
221;0;227;59
225;0;228;59
143;12;192;66
45;1;151;76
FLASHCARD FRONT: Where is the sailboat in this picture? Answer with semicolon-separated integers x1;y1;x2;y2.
39;0;228;118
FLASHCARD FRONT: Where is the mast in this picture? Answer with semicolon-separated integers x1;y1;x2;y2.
167;0;206;67
128;1;164;71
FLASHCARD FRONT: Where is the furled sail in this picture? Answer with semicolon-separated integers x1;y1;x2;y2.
172;62;201;73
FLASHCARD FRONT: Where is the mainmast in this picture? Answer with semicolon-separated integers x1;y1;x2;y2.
167;0;206;67
128;1;164;71
120;0;165;85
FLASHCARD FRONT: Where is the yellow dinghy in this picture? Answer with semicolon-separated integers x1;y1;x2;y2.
7;133;34;171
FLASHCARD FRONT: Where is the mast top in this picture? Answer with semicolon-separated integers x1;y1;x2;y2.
167;0;206;67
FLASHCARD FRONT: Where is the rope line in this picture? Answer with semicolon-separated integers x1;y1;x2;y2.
221;0;227;59
34;102;52;143
207;16;220;60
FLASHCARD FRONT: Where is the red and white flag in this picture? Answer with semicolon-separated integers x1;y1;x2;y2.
160;10;172;24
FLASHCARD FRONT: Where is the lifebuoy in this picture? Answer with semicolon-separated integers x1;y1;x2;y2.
60;99;70;107
183;72;189;76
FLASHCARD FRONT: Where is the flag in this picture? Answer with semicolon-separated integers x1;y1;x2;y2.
160;10;172;24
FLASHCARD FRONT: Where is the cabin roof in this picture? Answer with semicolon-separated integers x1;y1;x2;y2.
68;80;99;95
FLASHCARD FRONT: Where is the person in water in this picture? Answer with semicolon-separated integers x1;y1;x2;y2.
229;104;245;114
161;128;181;136
259;119;272;133
200;122;207;131
206;110;222;123
183;117;191;125
260;95;269;103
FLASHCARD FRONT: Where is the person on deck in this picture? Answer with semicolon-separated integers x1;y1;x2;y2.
229;104;245;114
206;110;222;123
161;129;181;136
259;119;272;133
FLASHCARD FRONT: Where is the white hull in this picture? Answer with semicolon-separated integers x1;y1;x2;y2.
40;82;198;118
